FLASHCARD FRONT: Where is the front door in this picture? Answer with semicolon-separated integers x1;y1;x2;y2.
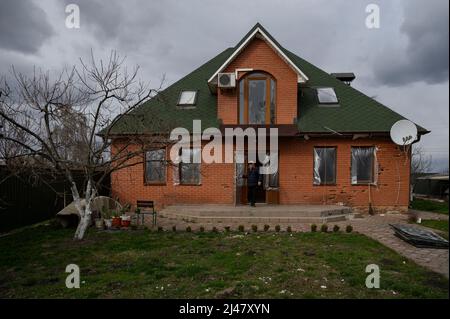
235;151;266;205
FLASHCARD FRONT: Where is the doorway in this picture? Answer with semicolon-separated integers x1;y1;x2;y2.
235;151;266;205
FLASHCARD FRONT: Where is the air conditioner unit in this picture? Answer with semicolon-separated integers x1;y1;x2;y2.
217;73;236;88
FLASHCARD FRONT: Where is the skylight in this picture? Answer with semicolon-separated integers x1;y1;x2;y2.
178;91;197;106
317;87;338;104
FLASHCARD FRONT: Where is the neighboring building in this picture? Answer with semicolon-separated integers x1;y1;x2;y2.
108;24;428;213
413;175;449;201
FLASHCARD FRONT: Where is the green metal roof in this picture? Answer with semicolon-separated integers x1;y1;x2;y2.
107;23;428;136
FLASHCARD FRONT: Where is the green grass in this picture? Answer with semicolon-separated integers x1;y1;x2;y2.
0;224;448;299
411;199;449;215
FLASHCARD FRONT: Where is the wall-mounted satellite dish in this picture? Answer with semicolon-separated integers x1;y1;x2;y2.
390;120;418;146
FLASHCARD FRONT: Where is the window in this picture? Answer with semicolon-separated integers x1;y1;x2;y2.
351;147;375;184
145;149;166;184
317;87;338;104
262;153;279;189
179;148;201;185
313;147;336;185
239;73;276;124
177;90;197;106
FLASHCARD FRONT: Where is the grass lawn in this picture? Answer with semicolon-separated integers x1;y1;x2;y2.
0;224;448;299
411;199;449;215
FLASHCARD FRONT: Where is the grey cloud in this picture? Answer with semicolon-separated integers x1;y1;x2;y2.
373;0;449;86
63;0;123;40
63;0;165;47
0;0;54;54
0;0;447;171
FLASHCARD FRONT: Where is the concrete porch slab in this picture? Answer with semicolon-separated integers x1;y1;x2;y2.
160;204;353;223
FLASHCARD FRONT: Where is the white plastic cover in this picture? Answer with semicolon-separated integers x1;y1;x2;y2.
313;148;336;185
351;147;378;185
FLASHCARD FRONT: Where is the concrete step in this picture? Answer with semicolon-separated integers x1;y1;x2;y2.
161;205;352;218
160;212;351;224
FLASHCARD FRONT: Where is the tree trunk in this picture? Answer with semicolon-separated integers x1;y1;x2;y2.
73;179;95;240
74;210;91;240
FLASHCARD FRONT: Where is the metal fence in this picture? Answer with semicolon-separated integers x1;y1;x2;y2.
0;168;110;233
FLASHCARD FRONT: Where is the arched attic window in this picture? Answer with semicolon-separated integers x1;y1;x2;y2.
239;72;276;124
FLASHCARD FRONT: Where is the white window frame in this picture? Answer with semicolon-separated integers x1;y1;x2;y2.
177;90;198;107
317;87;339;105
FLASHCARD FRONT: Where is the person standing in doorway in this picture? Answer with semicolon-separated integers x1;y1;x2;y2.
244;161;262;207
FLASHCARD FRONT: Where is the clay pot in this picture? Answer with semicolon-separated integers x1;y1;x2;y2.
112;216;122;227
121;215;131;227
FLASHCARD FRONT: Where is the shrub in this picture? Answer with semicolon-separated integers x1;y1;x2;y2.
186;226;192;232
275;225;281;232
311;224;318;232
346;225;353;233
172;225;177;232
199;226;205;233
238;225;245;232
321;224;328;233
264;224;270;232
251;225;258;232
212;226;218;233
287;226;292;233
157;226;163;232
224;226;231;232
333;225;340;232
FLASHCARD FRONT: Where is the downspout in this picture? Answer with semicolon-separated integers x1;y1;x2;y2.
408;133;425;205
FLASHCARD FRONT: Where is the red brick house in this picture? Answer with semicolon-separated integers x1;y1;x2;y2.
108;23;428;213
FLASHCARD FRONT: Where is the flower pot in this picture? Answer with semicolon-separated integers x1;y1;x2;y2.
121;215;131;227
104;219;112;229
112;216;122;227
95;219;104;230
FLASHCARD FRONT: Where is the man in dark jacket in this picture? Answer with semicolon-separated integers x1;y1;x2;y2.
244;161;262;207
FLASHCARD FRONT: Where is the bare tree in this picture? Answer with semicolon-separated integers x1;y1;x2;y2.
411;145;433;180
0;51;169;240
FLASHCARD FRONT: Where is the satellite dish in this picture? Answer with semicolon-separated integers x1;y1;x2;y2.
390;120;418;146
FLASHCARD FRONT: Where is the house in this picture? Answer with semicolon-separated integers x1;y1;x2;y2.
413;175;449;201
108;23;428;213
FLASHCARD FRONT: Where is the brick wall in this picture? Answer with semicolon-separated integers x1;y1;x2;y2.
279;137;411;212
111;141;235;210
218;37;298;125
111;137;410;212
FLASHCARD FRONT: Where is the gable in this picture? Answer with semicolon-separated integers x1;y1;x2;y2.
208;25;308;84
218;37;299;125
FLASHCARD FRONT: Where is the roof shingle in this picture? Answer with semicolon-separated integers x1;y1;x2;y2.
107;23;428;136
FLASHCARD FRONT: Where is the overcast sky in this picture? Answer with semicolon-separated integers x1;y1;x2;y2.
1;0;448;171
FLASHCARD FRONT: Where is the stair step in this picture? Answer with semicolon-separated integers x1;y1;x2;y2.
160;212;351;224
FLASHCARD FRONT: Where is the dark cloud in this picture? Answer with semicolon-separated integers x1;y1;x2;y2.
0;0;54;54
0;0;448;171
62;0;165;47
373;0;449;86
63;0;123;40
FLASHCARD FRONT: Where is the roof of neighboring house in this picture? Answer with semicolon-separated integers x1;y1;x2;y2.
106;23;429;136
417;175;449;181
